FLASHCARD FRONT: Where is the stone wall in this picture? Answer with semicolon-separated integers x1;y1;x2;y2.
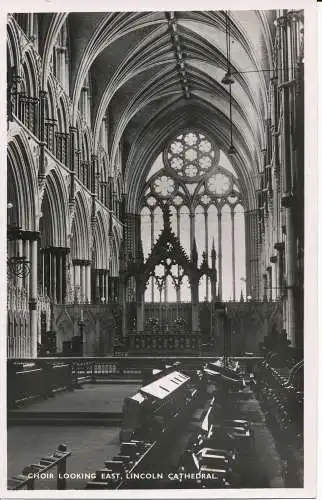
53;304;120;355
226;301;283;354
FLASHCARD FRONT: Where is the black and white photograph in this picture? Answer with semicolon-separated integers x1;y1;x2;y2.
4;3;317;497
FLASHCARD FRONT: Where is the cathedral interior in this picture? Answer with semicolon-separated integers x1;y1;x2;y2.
7;10;305;492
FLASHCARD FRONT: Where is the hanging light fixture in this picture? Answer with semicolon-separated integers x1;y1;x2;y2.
228;74;236;155
221;11;235;85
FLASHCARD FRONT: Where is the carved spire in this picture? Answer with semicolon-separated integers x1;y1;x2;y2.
240;289;244;302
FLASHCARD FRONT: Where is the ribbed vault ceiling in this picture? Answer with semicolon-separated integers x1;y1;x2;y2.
43;10;275;210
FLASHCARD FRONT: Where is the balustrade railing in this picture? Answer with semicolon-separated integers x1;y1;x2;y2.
45;119;56;153
55;132;69;165
18;93;39;136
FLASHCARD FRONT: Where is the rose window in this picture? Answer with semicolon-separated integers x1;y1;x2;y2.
170;141;183;154
199;156;211;170
173;195;183;206
185;149;197;161
185;164;198;177
184;132;198;146
207;173;231;196
227;193;239;204
146;196;156;206
166;130;218;181
199;139;211;153
171;157;183;170
200;194;212;205
153;175;175;197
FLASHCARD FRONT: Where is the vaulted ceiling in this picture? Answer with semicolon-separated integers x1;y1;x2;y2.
40;10;276;210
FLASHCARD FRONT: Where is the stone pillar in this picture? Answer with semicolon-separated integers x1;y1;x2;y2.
283;199;297;346
95;270;100;303
278;14;297;347
119;277;127;338
16;239;23;289
266;266;272;301
38;90;47;180
105;271;109;303
81;264;86;302
69;127;77;202
51;250;57;303
190;279;199;331
245;210;259;300
58;251;64;303
190;210;195;255
136;279;145;333
30;238;38;357
150;211;155;302
24;238;30;294
270;255;278;301
74;262;81;301
231;209;236;301
218;211;223;300
86;264;91;303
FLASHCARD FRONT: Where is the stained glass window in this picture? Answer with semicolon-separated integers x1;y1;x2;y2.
141;130;246;302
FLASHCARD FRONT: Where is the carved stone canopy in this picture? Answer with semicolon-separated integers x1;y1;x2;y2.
122;203;216;287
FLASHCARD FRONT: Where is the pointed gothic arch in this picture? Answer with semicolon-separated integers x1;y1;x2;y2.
70;191;91;261
7;133;38;231
40;168;68;247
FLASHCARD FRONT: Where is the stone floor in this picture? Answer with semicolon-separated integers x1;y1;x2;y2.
7;425;121;489
7;384;291;490
10;383;139;413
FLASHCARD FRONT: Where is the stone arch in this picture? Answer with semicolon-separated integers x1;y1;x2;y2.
7;18;21;70
21;49;40;97
46;75;58;121
110;228;120;277
40;168;68;247
70;191;91;261
92;211;109;270
57;93;70;133
7;133;38;231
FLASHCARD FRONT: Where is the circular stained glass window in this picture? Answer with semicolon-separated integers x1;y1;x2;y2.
207;172;232;196
173;195;183;206
165;130;219;181
153;175;176;198
146;196;157;206
200;194;212;206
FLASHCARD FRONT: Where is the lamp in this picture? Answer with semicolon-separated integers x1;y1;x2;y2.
222;71;234;86
7;253;31;278
221;11;235;85
228;81;236;155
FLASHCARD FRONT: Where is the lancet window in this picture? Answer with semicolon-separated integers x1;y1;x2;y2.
140;130;246;302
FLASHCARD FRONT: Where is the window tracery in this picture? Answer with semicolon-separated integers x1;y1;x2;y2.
141;130;246;302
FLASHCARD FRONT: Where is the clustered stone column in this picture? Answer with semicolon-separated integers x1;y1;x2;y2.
40;247;69;303
8;229;40;358
94;269;109;303
72;259;92;303
245;209;260;300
